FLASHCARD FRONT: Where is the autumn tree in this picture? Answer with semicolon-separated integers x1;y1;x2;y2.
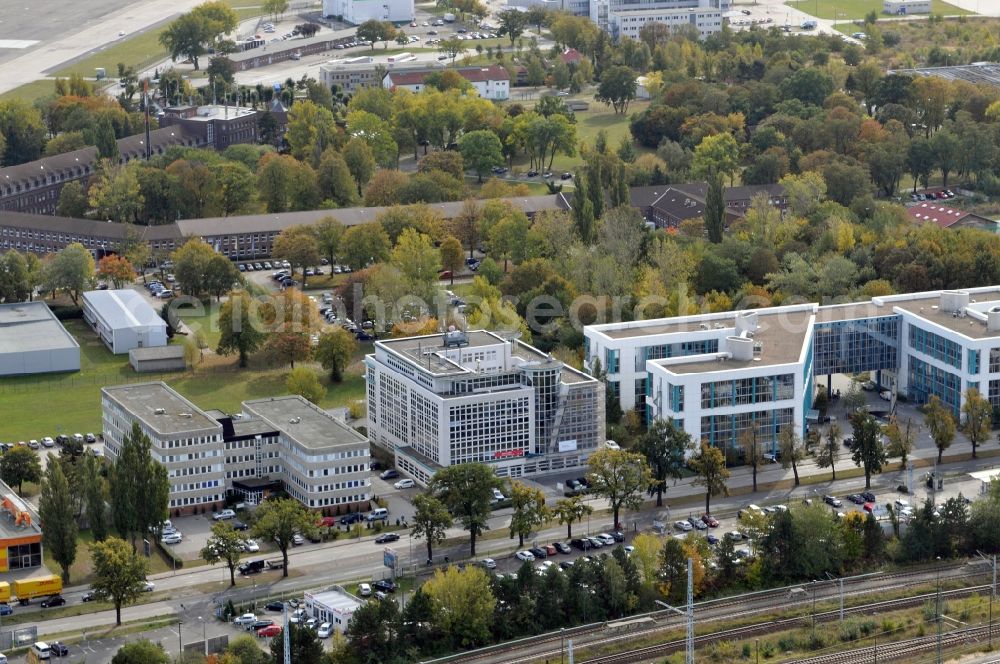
778;427;805;486
553;495;592;539
440;235;465;286
690;442;729;515
924;395;956;464
286;367;325;404
817;423;841;480
97;255;134;289
963;388;992;460
508;480;547;547
315;327;357;382
272;225;322;287
261;288;318;368
91;536;148;626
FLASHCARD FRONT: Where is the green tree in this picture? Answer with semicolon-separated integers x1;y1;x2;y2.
224;636;271;664
691;133;740;184
285;101;339;164
285;367;325;404
553;495;593;539
343;137;376;196
587;448;654;529
422;565;497;649
586;158;603;221
315;328;357;383
850;412;887;490
572;170;595;243
251;498;317;577
430;463;502;557
256;153;320;212
318;149;358;207
108;422;170;550
203;253;241;301
690;442;730;515
171;239;216;296
262;0;289;19
272;225;322;287
778;427;804;486
595;65;637;115
0;445;41;496
270;623;325;663
704;171;725;243
391;228;441;298
313;216;345;268
636;419;690;508
883;416;916;468
459;130;504;183
88;160;144;223
924;395;956;464
159;1;238;70
216;161;256;216
93;116;119;161
111;640;169;664
357;19;397;50
411;492;453;562
508;480;547;547
217;290;268;368
83;453;109;541
497;9;528;46
440;235;464;286
42;242;94;305
39;460;77;582
963;388;992;460
201;521;245;587
340;222;391;270
56;180;89;218
0;250;31;303
91;536;149;626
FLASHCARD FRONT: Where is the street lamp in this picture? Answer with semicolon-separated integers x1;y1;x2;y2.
198;616;208;656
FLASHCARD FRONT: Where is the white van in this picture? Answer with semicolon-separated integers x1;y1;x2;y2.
366;508;389;522
32;642;51;660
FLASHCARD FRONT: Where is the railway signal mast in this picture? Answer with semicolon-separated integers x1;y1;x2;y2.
655;558;694;664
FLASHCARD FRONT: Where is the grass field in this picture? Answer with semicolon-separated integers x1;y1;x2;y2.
787;0;972;20
0;309;368;441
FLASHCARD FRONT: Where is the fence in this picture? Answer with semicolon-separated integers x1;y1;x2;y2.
0;625;37;651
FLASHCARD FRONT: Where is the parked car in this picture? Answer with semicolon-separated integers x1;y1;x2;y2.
861;491;876;503
160;532;182;545
373;579;397;593
737;505;762;519
80;591;95;602
374;533;399;544
847;494;865;505
586;536;604;549
481;557;497;569
248;619;274;632
824;495;843;508
317;623;334;638
674;520;693;532
393;479;415;489
379;470;400;480
726;530;743;541
265;601;284;612
257;625;282;638
243;539;260;552
232;520;249;531
596;533;616;545
340;513;363;525
529;546;548;559
688;517;708;530
570;538;590;551
213;509;236;521
702;514;719;527
85;433;97;443
358;583;372;597
49;642;69;657
234;613;258;626
553;541;572;554
516;550;535;562
292;534;305;545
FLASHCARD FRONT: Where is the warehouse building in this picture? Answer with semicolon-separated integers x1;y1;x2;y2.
0;301;80;376
129;345;187;373
304;587;362;633
365;329;605;485
82;289;168;354
884;0;930;14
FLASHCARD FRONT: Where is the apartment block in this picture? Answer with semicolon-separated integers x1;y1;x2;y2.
365;330;604;485
591;0;728;39
585;287;1000;452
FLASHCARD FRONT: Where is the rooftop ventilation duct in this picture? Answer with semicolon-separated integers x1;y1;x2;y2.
727;336;754;361
940;290;969;314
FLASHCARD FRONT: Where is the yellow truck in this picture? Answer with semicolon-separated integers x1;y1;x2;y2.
13;575;62;604
0;582;10;604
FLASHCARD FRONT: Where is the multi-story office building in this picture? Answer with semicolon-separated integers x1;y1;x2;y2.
102;383;227;513
365;330;605;485
322;0;414;24
585;287;1000;451
591;0;728;40
102;383;371;514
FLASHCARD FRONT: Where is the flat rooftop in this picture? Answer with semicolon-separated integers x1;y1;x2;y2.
170;105;256;121
308;589;363;613
654;310;810;374
0;301;79;354
378;330;506;375
893;288;1000;339
0;479;41;540
814;301;890;323
243;396;368;450
102;382;221;436
83;289;166;331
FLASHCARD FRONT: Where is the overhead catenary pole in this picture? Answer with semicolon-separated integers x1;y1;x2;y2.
686;557;694;664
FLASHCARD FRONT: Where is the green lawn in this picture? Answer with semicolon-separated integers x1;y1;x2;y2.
0;79;57;103
787;0;972;19
0;308;368;440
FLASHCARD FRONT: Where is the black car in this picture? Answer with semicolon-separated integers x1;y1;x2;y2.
570;538;591;550
265;601;285;612
340;513;363;525
559;560;575;570
41;595;66;608
248;619;275;631
529;546;548;559
526;170;539;177
375;533;400;544
861;491;876;503
560;172;573;180
373;579;397;593
232;520;249;531
553;541;571;554
611;531;626;542
843;437;855;449
81;591;95;602
50;642;69;657
380;469;400;480
847;494;865;505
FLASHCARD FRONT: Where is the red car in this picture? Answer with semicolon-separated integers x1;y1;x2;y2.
257;625;282;638
701;514;719;528
863;502;875;514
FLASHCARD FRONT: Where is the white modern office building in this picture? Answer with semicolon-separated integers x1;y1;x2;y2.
585;287;1000;451
322;0;414;25
365;330;605;485
102;383;372;514
82;289;168;354
591;0;728;40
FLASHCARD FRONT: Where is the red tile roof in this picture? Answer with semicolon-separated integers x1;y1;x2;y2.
561;48;583;64
906;203;972;228
387;65;509;87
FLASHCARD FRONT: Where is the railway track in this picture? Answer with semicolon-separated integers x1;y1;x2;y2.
786;623;994;664
429;559;993;664
573;584;993;664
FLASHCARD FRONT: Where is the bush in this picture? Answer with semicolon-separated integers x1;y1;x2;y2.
50;305;83;320
156;539;184;570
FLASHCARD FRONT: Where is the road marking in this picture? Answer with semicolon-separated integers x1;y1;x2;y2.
0;39;38;49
